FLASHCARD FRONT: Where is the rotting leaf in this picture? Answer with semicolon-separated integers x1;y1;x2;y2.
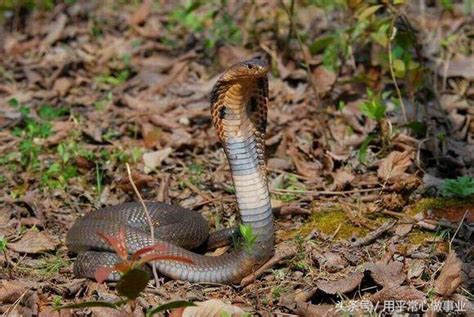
369;284;425;303
8;230;57;254
315;271;364;294
434;251;463;297
365;261;405;287
377;151;413;182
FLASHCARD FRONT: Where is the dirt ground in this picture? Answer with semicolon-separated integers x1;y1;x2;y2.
0;1;473;316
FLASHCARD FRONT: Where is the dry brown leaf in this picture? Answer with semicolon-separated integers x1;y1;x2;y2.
45;121;75;145
143;148;172;173
118;171;155;192
174;299;245;317
377;151;413;182
315;272;364;294
407;259;425;280
288;147;321;178
366;261;405;287
332;168;355;189
43;13;68;46
295;302;343;317
52;77;73;96
0;280;29;303
128;0;152;25
434;251;463;297
312;66;336;94
318;252;349;273
9;230;57;254
443;56;474;80
369;284;425;303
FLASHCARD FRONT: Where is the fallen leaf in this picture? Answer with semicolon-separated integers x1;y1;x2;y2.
317;252;349;273
312;66;336;94
332;168;355;189
434;251;463;297
365;261;405;287
143;148;173;173
295;302;343;317
407;259;425;280
315;272;364;294
53;77;73;96
288;147;321;178
118;171;155;192
377;151;413;182
441;56;474;80
128;0;152;25
174;299;245;317
43;13;68;46
0;280;29;303
8;230;57;254
369;284;425;302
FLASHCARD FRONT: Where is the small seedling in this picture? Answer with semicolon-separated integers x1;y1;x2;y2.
440;176;474;198
239;224;257;254
57;228;194;313
0;237;7;253
360;89;386;121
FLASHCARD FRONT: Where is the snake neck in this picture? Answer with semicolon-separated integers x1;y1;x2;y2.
219;82;274;261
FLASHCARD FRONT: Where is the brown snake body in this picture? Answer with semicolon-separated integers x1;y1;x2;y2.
66;57;274;283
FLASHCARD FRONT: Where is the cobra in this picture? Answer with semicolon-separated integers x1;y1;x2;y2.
66;57;274;283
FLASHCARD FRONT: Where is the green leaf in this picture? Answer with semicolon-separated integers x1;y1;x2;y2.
239;224;257;253
360;99;386;121
441;176;474;198
393;59;406;77
116;268;150;300
309;35;334;55
146;300;196;316
357;5;383;21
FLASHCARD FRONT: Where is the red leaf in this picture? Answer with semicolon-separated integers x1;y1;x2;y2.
94;266;115;284
130;243;169;261
137;254;194;266
96;228;129;260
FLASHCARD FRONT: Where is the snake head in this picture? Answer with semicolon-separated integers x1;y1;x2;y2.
220;57;269;82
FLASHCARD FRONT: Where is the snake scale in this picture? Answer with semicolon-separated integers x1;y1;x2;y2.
66;57;274;283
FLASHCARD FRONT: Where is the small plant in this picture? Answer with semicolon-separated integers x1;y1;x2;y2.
239;224;257;254
95;70;130;86
0;237;7;253
440;176;474;198
57;228;195;314
52;296;63;310
360;89;386;121
39;252;71;277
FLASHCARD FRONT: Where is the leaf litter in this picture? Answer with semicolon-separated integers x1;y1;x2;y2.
0;1;473;316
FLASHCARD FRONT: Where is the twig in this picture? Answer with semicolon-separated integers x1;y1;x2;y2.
241;243;297;287
279;0;320;104
125;163;160;287
387;12;408;124
351;220;397;247
449;210;469;247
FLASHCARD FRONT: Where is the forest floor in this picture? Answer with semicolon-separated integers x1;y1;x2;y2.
0;1;473;316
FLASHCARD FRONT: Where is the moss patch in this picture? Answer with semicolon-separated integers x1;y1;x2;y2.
406;197;474;223
285;206;370;241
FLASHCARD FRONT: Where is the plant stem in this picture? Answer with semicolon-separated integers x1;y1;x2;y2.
125;163;160;287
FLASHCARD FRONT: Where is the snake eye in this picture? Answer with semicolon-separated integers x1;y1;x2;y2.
246;64;254;69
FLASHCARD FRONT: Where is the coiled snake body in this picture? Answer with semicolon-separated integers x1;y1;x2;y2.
66;58;274;283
